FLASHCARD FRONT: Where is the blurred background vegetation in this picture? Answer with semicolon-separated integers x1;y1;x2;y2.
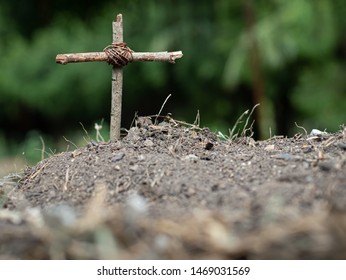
0;0;345;174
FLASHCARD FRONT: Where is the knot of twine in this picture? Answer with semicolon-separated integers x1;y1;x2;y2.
103;43;133;67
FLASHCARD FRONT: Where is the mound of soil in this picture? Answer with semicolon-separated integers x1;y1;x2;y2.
1;117;346;259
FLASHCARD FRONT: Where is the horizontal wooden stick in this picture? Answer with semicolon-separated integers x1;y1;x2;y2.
56;51;183;65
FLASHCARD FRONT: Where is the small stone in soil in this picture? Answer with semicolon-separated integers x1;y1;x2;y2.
111;152;125;162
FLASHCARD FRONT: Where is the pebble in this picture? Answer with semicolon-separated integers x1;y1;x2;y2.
310;129;327;136
111;152;125;162
129;164;139;171
0;209;22;224
143;139;154;147
181;154;199;161
318;161;334;172
264;144;275;151
125;193;148;223
338;142;346;151
43;204;77;227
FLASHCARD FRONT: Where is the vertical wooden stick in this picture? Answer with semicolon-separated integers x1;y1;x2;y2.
110;14;123;140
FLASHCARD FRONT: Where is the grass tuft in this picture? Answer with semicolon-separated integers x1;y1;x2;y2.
218;103;259;142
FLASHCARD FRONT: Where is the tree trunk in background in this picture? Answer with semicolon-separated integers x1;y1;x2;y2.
243;0;265;139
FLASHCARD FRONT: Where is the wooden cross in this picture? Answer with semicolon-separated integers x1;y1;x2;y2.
56;14;183;140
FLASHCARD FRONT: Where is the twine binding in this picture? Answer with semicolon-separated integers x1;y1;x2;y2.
103;43;133;67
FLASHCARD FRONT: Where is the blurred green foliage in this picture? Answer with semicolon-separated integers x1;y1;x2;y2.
0;0;345;164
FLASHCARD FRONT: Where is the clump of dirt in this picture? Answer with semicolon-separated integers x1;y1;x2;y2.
1;117;346;259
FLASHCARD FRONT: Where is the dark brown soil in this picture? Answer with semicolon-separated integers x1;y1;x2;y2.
1;117;346;259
